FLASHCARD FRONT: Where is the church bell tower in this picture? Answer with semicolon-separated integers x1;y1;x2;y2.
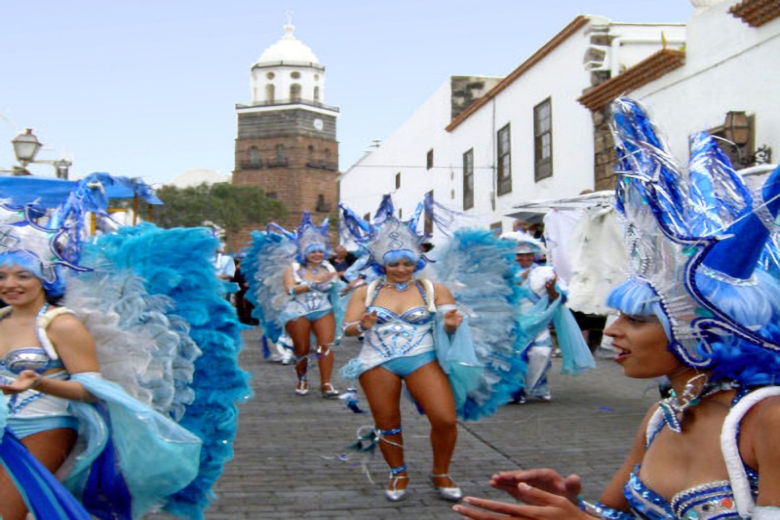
233;18;340;242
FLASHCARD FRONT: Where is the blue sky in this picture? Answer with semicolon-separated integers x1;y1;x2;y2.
0;1;693;185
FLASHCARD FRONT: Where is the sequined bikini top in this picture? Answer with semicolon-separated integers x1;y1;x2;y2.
1;347;65;375
624;387;775;520
367;280;434;325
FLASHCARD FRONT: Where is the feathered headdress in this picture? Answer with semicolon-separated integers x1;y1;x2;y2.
0;178;105;297
607;97;779;382
500;231;546;255
339;193;450;272
268;211;330;264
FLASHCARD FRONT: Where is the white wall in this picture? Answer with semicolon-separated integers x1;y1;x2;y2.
340;15;697;240
631;1;780;164
340;81;453;241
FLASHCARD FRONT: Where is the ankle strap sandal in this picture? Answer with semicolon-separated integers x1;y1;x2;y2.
385;464;409;502
430;473;462;502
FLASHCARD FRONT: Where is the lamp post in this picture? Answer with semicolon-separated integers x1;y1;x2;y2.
2;128;72;178
10;128;42;175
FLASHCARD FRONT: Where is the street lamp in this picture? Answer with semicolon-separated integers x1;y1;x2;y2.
2;128;72;179
11;129;42;174
54;158;72;179
722;111;773;167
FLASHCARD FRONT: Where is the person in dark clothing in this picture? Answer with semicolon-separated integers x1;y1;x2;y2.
232;256;257;325
330;245;357;282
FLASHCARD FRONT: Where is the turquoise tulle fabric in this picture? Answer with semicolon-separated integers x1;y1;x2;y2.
433;313;483;411
514;289;560;347
552;305;596;375
65;374;202;519
77;224;253;518
515;289;594;375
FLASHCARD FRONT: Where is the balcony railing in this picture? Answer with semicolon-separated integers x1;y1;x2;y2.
239;158;289;170
305;160;338;171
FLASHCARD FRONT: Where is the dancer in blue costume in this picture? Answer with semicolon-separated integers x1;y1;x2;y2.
244;212;343;397
501;232;594;403
339;194;525;503
0;175;250;520
454;98;780;520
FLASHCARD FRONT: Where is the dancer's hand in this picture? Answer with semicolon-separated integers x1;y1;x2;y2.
0;370;40;394
360;310;378;331
490;469;581;503
453;483;590;519
444;308;463;332
545;277;559;301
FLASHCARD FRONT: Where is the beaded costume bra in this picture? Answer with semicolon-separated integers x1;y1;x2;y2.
625;388;763;520
364;281;434;360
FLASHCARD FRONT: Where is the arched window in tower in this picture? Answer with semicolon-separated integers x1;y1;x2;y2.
249;146;260;166
307;145;314;160
266;83;275;103
276;144;286;165
290;83;301;102
313;86;320;102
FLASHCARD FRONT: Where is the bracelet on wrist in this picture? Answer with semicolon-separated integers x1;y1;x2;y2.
578;497;634;520
356;322;366;333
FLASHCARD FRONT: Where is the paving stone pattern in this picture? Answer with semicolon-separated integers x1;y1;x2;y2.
150;328;658;520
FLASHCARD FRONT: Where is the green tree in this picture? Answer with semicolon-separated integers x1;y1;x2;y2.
133;183;287;232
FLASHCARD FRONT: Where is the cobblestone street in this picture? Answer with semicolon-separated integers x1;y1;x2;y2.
156;327;658;519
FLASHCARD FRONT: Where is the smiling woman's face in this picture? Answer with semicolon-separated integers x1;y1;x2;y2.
604;313;680;379
306;250;325;265
385;258;416;283
0;265;45;307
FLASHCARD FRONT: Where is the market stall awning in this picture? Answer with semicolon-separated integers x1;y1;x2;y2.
0;172;162;208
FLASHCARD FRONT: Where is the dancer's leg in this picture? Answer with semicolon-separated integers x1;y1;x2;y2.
405;361;458;488
0;428;77;520
311;313;336;392
359;367;407;491
286;318;312;392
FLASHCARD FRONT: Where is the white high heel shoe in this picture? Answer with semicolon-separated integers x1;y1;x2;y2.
385;466;409;502
430;473;462;501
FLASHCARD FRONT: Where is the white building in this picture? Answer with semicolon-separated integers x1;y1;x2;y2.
588;0;779;174
339;15;684;242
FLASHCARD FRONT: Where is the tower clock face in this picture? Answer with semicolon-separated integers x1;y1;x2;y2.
313;118;324;131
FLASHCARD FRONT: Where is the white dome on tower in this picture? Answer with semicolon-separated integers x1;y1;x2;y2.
249;21;327;106
255;24;319;66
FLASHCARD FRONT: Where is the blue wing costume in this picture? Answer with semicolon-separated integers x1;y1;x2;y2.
0;175;252;519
